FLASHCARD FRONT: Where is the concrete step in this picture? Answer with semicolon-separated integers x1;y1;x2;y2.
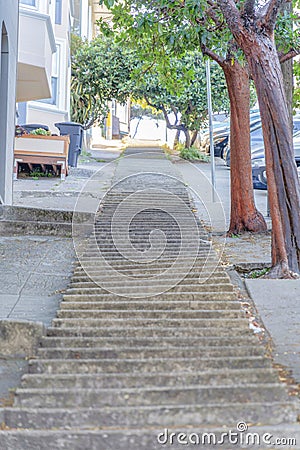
35;346;264;361
1;426;300;450
62;292;237;301
79;243;210;249
14;384;288;408
71;269;226;281
55;309;243;320
46;325;252;338
72;264;222;274
3;402;297;430
51;317;246;329
92;233;208;240
93;227;206;234
0;220;71;237
82;251;212;258
59;300;241;311
72;264;224;273
68;277;231;289
80;243;211;251
39;335;258;349
73;261;221;272
95;212;198;217
74;262;218;272
27;356;272;375
73;256;219;264
64;284;235;295
20;367;280;389
72;268;227;279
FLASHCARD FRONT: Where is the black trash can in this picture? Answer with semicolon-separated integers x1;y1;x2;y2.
21;124;49;133
55;122;84;167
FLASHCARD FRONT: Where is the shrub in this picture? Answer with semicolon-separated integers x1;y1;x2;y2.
179;146;210;162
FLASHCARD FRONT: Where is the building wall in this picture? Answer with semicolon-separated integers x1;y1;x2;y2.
20;0;72;134
0;0;19;205
75;0;130;142
17;5;56;102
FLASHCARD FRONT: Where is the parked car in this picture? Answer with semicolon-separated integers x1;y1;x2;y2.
201;111;261;158
225;115;300;167
252;130;300;190
293;115;300;133
200;120;230;157
224;120;263;166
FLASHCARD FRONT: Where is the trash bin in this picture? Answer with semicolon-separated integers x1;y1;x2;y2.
21;124;49;133
55;122;84;167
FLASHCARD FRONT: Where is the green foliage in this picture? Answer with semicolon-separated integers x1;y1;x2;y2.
131;102;164;120
100;0;299;111
275;5;300;54
244;268;270;279
179;145;210;162
30;128;51;136
131;51;229;134
29;168;55;179
294;60;300;111
71;29;229;138
70;33;133;128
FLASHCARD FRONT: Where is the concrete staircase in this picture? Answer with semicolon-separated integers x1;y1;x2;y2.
0;146;299;449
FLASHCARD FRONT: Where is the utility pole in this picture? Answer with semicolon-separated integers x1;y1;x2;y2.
206;59;216;202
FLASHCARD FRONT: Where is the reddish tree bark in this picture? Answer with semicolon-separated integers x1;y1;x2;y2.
222;59;267;235
202;45;267;235
218;0;300;276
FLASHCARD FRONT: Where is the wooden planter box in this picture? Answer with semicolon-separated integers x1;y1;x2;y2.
14;134;70;180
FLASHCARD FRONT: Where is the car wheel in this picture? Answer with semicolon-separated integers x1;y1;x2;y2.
258;168;267;187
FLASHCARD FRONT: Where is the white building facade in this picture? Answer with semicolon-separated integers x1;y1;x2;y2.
17;0;72;134
0;0;19;204
73;0;130;142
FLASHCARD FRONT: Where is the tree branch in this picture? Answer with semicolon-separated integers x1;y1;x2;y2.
217;0;244;39
201;44;225;66
144;98;179;130
161;104;186;131
279;48;299;63
257;0;286;32
206;6;223;27
243;0;256;17
170;106;179;125
144;95;160;110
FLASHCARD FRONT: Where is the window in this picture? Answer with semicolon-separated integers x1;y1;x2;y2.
20;0;36;6
55;0;62;25
39;77;58;105
38;45;60;106
17;103;27;125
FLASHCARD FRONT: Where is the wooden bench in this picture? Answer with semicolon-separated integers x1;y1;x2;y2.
14;134;70;180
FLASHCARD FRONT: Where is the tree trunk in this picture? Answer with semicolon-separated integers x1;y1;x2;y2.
183;126;191;148
222;60;267;235
281;58;293;130
174;129;181;146
160;104;191;148
133;116;143;138
191;130;198;147
245;36;300;275
281;1;293;131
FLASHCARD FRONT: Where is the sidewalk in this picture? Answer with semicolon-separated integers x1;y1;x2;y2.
13;143;122;212
176;158;300;386
0;143;122;405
